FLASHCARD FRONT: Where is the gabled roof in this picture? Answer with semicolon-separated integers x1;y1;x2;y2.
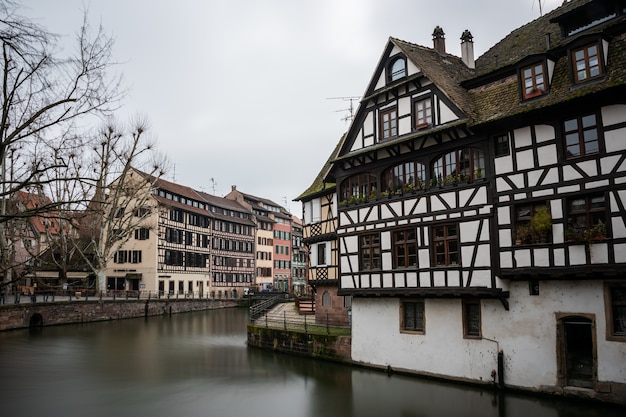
14;191;60;235
389;38;475;118
467;0;626;126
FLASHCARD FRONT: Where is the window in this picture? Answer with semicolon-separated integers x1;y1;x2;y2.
382;161;426;194
605;283;626;341
463;300;481;338
134;206;150;217
414;98;433;128
567;194;607;240
317;243;326;266
380;107;398;140
170;209;183;223
563;113;600;158
388;57;406;82
164;250;183;266
521;62;546;99
131;250;142;264
572;42;603;83
432;148;485;186
339;173;377;203
135;228;150;240
514;202;551;244
494;133;510;157
114;250;128;264
393;228;418;268
432;224;459;266
360;233;381;270
322;291;331;307
401;301;425;333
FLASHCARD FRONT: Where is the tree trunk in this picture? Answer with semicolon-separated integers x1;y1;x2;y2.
96;269;106;294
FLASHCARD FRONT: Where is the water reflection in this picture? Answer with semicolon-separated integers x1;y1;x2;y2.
0;308;622;417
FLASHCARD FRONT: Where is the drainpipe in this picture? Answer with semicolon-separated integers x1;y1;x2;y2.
483;337;504;389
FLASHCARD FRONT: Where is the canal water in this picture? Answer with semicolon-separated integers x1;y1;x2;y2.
0;307;622;417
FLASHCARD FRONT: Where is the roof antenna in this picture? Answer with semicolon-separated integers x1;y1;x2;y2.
327;96;360;123
535;0;544;16
209;177;217;195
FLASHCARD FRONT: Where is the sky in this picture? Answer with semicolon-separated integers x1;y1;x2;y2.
18;0;563;216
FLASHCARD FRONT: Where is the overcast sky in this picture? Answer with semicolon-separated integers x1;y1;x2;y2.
19;0;562;216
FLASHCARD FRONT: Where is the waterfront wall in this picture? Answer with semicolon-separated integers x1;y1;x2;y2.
0;299;240;331
247;325;352;363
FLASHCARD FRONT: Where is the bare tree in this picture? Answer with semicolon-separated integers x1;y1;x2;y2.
0;2;121;292
70;119;165;293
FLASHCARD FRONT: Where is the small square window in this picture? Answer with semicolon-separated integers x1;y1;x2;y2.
463;300;481;338
494;134;510;157
521;62;546;99
605;283;626;342
414;98;433;129
380;108;398;140
572;42;604;83
401;301;425;333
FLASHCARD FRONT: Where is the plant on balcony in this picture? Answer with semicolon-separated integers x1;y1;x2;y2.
369;188;377;201
584;220;607;243
530;206;552;243
515;225;531;245
381;190;391;198
474;167;483;179
444;174;456;185
403;182;414;193
565;227;582;242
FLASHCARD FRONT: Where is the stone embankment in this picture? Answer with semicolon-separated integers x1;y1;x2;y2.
0;298;240;331
247;302;352;363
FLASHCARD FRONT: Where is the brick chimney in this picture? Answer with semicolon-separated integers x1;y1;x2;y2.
432;26;446;54
460;30;475;69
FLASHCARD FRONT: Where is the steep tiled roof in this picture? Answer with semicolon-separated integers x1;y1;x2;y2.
467;0;626;126
14;190;60;235
391;38;476;119
474;0;594;76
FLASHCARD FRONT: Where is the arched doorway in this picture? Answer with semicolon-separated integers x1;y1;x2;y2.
557;314;596;388
29;313;43;328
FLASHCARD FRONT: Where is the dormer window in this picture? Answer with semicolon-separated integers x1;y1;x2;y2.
521;62;546;99
388;57;406;82
572;42;604;83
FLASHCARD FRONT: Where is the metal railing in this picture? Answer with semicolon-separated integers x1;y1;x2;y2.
251;308;351;335
0;289;246;305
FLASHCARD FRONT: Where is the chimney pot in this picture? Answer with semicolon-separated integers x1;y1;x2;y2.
460;30;475;69
432;26;446;54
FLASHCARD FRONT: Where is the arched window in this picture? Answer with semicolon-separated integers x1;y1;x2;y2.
432;148;484;186
382;161;426;193
388;57;406;82
322;291;331;307
340;173;377;202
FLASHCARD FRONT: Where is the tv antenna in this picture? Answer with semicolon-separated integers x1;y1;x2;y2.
535;0;544;16
327;96;360;123
209;177;217;195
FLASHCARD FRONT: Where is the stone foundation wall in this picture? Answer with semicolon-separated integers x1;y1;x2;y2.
247;325;352;363
0;299;239;331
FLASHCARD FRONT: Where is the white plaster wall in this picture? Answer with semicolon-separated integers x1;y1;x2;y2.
351;280;625;389
351;298;499;383
438;100;458;124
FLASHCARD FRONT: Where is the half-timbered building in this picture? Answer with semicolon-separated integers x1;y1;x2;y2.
296;135;350;324
322;0;626;403
225;186;293;292
197;190;255;298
